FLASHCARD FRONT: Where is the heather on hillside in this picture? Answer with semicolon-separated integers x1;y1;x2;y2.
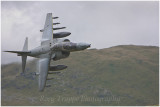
1;45;159;106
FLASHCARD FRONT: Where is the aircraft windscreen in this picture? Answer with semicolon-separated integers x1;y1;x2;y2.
63;42;77;50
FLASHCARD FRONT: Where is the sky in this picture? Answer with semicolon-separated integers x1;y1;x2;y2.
1;1;159;64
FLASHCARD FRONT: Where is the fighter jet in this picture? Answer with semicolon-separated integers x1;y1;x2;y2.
4;13;91;91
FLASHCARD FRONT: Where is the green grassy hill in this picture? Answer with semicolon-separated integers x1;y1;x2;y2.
1;45;159;106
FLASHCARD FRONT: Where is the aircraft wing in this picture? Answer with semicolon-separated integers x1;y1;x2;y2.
41;13;53;41
38;13;53;91
38;57;50;91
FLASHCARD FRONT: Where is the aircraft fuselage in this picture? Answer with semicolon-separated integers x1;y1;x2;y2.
27;41;90;59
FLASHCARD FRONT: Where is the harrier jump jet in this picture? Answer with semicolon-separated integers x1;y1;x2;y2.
4;13;91;91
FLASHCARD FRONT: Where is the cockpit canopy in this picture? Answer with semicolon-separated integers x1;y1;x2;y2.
63;42;77;50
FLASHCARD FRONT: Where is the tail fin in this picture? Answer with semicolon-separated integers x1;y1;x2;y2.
4;37;29;73
21;37;28;73
4;51;30;55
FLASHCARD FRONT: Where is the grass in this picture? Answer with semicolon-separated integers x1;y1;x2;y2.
1;45;159;106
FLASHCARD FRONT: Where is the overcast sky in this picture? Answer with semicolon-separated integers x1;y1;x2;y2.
1;1;159;64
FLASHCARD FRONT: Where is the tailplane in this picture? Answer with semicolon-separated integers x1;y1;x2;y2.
21;37;28;73
23;37;28;51
4;37;29;73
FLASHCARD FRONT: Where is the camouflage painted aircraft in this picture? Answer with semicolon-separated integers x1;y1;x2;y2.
4;13;91;91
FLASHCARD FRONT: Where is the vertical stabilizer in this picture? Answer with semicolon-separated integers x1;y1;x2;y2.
22;37;28;73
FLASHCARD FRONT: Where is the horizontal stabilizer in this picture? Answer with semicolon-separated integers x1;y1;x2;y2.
23;37;28;51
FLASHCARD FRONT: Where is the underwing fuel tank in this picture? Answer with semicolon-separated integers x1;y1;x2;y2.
53;32;71;38
49;65;67;71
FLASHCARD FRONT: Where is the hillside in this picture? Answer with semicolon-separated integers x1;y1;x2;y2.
1;45;159;106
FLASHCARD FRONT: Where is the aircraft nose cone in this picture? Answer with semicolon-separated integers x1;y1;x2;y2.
77;43;91;50
88;44;91;48
84;43;91;48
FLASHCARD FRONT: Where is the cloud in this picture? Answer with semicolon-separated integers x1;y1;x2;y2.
1;1;159;64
